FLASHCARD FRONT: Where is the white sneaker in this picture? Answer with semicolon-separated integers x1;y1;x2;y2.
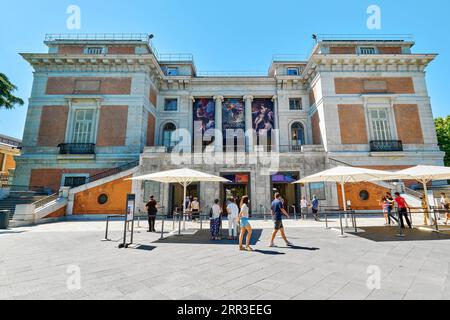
269;242;277;248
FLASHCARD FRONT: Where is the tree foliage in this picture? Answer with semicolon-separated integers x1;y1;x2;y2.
435;116;450;166
0;73;24;109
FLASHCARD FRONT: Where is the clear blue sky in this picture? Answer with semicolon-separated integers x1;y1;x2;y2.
0;0;449;139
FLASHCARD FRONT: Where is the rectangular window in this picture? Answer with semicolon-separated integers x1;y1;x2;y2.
309;182;326;200
72;109;95;143
289;98;303;110
64;176;87;188
370;108;392;141
360;47;376;55
287;67;299;76
164;99;178;111
86;47;105;55
166;67;179;76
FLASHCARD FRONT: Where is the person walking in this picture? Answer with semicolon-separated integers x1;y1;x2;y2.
380;196;390;226
394;192;412;229
226;198;239;240
300;196;309;220
145;195;158;232
385;192;398;226
441;193;450;225
269;193;293;247
311;195;320;221
438;193;450;225
210;199;222;240
238;196;253;251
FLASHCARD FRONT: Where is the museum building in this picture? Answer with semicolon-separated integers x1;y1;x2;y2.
12;34;444;217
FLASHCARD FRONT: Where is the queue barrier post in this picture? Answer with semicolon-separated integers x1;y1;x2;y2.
433;209;440;232
396;208;405;237
338;211;346;238
352;211;358;233
160;215;165;240
103;217;110;241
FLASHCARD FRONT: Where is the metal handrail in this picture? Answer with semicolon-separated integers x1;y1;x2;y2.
87;160;139;184
404;187;423;199
316;34;414;41
197;71;267;77
33;193;59;209
158;53;194;62
0;135;21;148
45;33;151;42
272;54;308;62
58;143;96;155
370;140;403;152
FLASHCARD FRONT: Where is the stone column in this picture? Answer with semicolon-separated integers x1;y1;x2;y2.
189;96;195;151
272;95;280;152
244;95;254;152
213;96;224;152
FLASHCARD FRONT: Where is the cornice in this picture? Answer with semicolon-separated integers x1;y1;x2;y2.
302;53;437;83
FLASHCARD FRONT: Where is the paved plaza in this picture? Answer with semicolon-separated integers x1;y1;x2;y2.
1;217;449;300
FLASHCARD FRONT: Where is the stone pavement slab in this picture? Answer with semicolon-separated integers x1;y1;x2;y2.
0;220;449;300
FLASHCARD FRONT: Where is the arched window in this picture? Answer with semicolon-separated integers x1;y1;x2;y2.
291;122;305;148
162;123;176;150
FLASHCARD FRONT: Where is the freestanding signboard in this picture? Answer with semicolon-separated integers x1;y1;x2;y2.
119;194;136;248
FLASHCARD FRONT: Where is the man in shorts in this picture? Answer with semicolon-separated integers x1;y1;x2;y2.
269;193;293;247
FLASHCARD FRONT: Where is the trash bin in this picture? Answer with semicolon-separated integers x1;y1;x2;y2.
0;210;10;229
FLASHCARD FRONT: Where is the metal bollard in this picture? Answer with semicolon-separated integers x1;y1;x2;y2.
353;211;357;233
338;211;346;238
396;208;404;237
178;213;182;236
200;214;203;230
408;208;413;227
160;216;165;240
103;217;110;241
434;209;440;232
324;211;329;229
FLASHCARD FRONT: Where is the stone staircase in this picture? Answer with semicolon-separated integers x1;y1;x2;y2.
0;189;51;220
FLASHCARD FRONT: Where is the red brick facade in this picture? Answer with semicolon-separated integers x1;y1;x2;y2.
46;77;132;95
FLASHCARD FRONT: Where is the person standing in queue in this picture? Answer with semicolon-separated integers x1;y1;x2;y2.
385;192;398;226
145;195;158;232
238;196;253;251
394;192;412;229
226;198;239;240
269;193;293;247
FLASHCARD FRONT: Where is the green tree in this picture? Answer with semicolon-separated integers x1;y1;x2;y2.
0;73;24;109
435;116;450;167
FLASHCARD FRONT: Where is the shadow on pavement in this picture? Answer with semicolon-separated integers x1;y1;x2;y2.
0;230;27;235
347;226;450;242
155;229;263;246
132;244;157;251
254;249;286;255
287;245;320;251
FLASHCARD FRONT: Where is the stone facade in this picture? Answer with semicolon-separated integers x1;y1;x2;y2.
15;34;445;213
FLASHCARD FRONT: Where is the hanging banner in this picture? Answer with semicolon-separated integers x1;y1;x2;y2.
222;98;245;132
